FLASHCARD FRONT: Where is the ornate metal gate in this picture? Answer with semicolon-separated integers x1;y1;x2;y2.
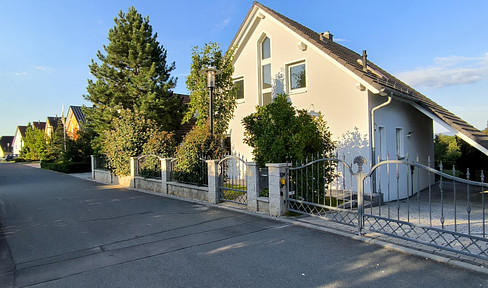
286;154;488;259
286;156;360;227
219;155;248;205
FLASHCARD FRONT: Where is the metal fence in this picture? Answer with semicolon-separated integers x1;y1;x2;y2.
170;156;208;186
364;156;488;259
219;154;247;205
136;155;162;180
286;154;357;226
94;155;110;171
286;154;488;259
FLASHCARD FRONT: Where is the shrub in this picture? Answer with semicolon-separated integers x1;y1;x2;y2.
173;124;221;185
41;161;91;173
102;109;176;176
242;94;335;166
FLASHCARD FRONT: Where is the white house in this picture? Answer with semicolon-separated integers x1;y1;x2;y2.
12;126;27;156
227;2;488;201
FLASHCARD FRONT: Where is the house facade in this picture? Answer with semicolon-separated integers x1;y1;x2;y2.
0;136;14;157
12;126;27;156
227;2;488;201
45;116;61;139
65;106;86;140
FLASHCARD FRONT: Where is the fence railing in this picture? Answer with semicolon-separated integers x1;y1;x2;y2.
169;156;209;186
286;154;488;259
136;155;162;180
93;155;110;171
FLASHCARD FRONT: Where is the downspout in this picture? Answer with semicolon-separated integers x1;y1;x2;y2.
370;90;392;193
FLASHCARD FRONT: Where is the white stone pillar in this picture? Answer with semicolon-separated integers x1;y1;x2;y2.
90;155;96;180
246;162;260;212
161;158;173;194
266;163;290;217
130;157;137;188
207;160;220;204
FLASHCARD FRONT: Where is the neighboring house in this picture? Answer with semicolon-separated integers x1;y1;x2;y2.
0;136;14;157
65;106;87;140
175;93;196;141
45;116;61;139
227;2;488;200
12;126;27;156
12;122;46;156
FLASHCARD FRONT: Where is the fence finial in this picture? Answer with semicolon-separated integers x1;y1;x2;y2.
353;156;367;172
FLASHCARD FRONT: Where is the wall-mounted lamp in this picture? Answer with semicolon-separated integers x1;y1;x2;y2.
297;41;307;51
307;104;320;118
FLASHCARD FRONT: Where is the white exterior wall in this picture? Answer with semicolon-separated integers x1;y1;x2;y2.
229;13;370;164
372;95;434;201
12;128;23;156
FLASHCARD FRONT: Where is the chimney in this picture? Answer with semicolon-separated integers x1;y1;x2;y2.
362;50;368;72
319;31;333;41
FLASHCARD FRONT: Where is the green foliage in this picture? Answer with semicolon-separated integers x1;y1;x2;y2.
433;134;488;180
434;134;461;168
44;119;65;162
84;6;183;146
138;131;176;179
103;109;176;176
21;123;47;161
184;42;237;136
41;161;91;173
242;94;335;167
173;124;221;185
456;136;488;179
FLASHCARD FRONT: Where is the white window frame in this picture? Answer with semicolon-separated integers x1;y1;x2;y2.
258;34;272;106
396;127;405;159
286;60;307;94
378;126;386;161
233;76;245;103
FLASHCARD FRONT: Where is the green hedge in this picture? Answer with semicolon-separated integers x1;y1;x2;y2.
41;161;91;173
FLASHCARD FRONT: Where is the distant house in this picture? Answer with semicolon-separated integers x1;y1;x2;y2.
65;106;86;140
12;122;46;156
45;116;61;139
12;126;26;156
0;136;14;157
227;2;488;200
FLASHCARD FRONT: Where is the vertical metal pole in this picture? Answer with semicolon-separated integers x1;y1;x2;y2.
209;87;214;136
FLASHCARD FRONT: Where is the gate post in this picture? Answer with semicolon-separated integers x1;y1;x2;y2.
130;157;137;188
161;158;172;194
90;155;96;180
207;160;220;204
246;162;259;212
267;163;290;216
353;156;367;235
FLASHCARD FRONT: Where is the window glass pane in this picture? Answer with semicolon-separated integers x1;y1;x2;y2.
262;92;272;106
235;79;244;99
396;128;403;158
262;64;271;89
290;63;306;90
379;126;386;160
262;37;270;59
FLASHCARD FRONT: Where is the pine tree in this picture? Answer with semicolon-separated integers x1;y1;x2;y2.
84;6;183;148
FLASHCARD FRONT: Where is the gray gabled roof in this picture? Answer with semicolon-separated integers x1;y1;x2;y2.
70;106;86;124
236;2;488;153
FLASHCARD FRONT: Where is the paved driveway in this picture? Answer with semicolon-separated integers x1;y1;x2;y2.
1;163;488;287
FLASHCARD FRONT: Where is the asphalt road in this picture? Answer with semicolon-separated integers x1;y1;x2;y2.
1;163;488;287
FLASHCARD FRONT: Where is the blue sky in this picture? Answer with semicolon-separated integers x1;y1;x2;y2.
1;0;487;137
